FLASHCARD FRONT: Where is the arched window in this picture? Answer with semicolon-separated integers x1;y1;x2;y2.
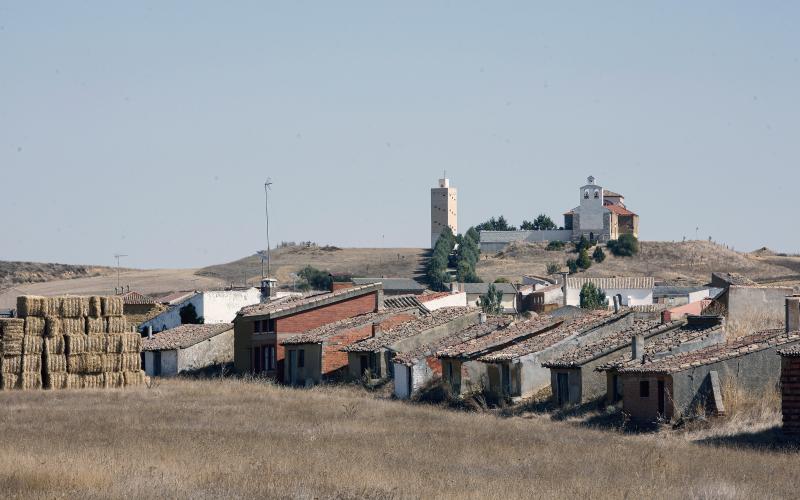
584;189;590;199
594;189;600;199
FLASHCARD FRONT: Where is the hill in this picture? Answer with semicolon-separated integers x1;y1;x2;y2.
0;261;116;291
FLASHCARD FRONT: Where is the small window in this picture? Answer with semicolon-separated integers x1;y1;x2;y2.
253;320;261;333
298;349;305;368
640;380;650;398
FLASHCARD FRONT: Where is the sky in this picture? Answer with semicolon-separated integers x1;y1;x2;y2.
1;1;798;269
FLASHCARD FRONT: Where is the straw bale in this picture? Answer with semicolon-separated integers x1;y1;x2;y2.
65;374;82;389
48;372;68;390
82;374;104;389
60;296;89;318
123;370;146;387
87;334;107;353
44;336;66;355
22;336;43;355
43;297;62;317
1;373;19;390
1;318;25;339
101;353;121;372
1;339;23;356
104;371;124;388
65;334;105;354
22;354;42;373
16;296;46;317
120;353;141;371
44;353;67;373
1;355;22;374
102;296;124;317
67;353;103;374
107;333;142;353
88;296;103;317
106;316;127;334
45;317;61;337
60;318;85;336
20;372;42;390
22;317;44;337
85;316;105;334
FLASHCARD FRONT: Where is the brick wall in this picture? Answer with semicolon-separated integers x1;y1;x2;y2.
275;293;377;334
425;356;442;376
781;357;800;435
621;373;673;423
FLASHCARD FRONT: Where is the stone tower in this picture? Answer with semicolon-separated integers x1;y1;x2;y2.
430;175;458;248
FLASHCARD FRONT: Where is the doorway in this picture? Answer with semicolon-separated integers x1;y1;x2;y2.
557;373;569;405
657;380;665;416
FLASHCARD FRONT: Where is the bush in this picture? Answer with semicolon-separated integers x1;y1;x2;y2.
607;234;639;257
478;284;504;314
580;283;608;309
577;248;592;270
593;246;606;263
494;277;509;283
475;216;516;232
546;262;561;275
566;258;578;274
298;265;332;291
574;235;594;253
546;240;565;251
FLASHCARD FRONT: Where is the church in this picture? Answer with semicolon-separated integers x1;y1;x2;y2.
563;176;639;242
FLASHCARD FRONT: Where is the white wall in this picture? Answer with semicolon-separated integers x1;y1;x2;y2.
144;350;179;377
393;361;436;399
140;294;201;333
566;288;653;307
394;364;411;399
201;289;262;324
423;292;467;311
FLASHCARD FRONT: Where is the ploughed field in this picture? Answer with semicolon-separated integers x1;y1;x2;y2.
0;378;798;498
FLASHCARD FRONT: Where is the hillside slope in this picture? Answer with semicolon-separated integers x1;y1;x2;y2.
0;261;117;292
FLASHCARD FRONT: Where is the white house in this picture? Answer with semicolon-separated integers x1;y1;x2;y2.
140;288;263;333
142;323;234;377
451;282;518;313
566;277;654;308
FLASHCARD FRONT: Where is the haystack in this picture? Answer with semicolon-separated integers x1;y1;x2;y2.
105;316;127;334
44;336;66;355
22;354;42;373
1;318;25;339
101;296;124;317
120;353;141;372
123;370;146;387
16;296;45;317
1;373;19;390
67;374;103;389
107;333;141;353
1;355;21;374
48;372;68;390
88;296;103;317
23;317;45;337
101;354;121;372
60;318;85;336
20;373;42;390
43;297;62;317
66;353;103;374
45;317;61;337
44;354;67;373
22;336;43;355
104;372;124;388
85;316;105;334
65;334;105;354
60;296;89;318
1;339;23;356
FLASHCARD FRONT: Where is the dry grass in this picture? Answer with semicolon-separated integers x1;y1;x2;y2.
0;378;798;498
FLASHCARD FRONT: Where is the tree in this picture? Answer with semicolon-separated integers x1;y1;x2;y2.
566;258;578;274
580;283;608;310
298;265;332;291
593;246;606;263
607;234;639;257
478;284;504;314
179;303;204;324
475;216;516;232
523;214;557;231
577;248;592;270
427;227;458;291
574;235;593;253
494;277;509;283
454;226;482;284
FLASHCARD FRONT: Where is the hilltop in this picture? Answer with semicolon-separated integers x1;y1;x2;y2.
0;261;117;292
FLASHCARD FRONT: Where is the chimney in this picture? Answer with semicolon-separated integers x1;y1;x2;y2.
372;322;381;337
561;272;569;307
632;333;645;361
146;326;153;339
787;296;800;333
612;295;620;314
479;312;487;324
260;278;277;300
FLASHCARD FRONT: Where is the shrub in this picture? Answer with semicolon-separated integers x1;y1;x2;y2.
478;284;504;314
607;234;639;257
546;262;561;275
494;277;509;283
580;283;608;309
546;240;565;251
298;265;332;291
521;214;557;231
566;258;578;274
577;248;592;270
574;235;593;253
592;246;606;263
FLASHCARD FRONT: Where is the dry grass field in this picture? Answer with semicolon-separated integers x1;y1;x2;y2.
1;378;799;499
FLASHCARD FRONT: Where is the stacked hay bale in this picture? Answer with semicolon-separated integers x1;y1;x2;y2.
0;318;25;389
2;295;147;390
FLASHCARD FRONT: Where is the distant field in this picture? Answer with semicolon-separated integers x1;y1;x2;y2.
0;378;798;498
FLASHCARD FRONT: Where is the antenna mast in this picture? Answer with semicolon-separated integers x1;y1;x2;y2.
264;178;273;278
114;254;128;293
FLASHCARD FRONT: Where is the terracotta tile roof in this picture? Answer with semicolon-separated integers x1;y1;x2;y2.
280;310;415;346
779;345;800;357
343;307;474;353
155;291;197;305
436;317;564;360
603;190;623;198
142;323;232;351
479;311;622;362
239;284;380;318
604;204;636;216
597;322;726;371
543;320;686;368
121;291;157;305
617;329;798;374
567;277;655;290
418;292;453;303
392;318;513;366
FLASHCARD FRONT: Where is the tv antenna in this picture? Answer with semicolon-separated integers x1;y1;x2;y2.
264;178;273;278
114;254;128;292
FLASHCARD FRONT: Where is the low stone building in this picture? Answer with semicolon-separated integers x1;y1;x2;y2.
342;307;479;380
279;310;417;386
617;329;800;423
545;316;726;407
142;323;233;377
141;288;264;333
565;277;654;308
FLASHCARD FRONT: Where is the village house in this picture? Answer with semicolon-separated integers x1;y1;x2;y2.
142;323;234;377
472;311;637;400
653;285;721;306
451;282;518;313
518;283;563;314
121;291;166;329
616;327;800;423
233;283;384;382
279;309;418;386
565;277;655;308
706;273;793;334
140;287;265;333
545;316;726;407
392;315;510;399
776;296;800;434
351;278;427;296
342;307;479;380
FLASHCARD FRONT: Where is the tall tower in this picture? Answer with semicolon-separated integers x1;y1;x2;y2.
431;175;458;248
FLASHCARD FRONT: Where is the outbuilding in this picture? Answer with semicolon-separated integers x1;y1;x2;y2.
142;323;234;377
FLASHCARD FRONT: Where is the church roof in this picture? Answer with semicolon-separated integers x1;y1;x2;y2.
603;190;623;198
605;204;637;216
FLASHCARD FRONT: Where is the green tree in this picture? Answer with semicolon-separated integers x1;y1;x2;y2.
494;277;509;283
566;258;578;274
577;248;592;270
580;283;608;310
475;216;516;232
478;284;504;314
607;234;639;257
574;235;594;253
522;214;557;231
592;246;606;263
179;303;204;324
427;227;458;291
298;266;332;291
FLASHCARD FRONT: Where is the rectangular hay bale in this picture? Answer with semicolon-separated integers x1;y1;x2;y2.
1;373;19;390
88;296;103;317
1;355;22;374
120;353;141;371
123;370;146;387
23;317;45;337
1;339;23;356
60;318;85;336
16;296;46;317
20;372;42;390
1;318;25;339
60;296;89;318
105;316;127;334
67;353;103;374
22;354;42;373
47;372;69;390
101;353;121;372
45;317;61;337
85;316;105;334
65;334;105;355
22;336;43;355
44;336;66;355
44;353;67;373
107;333;142;353
104;371;124;388
43;297;62;317
101;296;124;317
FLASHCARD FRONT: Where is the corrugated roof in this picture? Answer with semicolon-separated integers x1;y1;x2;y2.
383;295;425;311
618;329;797;374
567;277;655;290
239;284;381;318
351;278;426;292
142;323;232;351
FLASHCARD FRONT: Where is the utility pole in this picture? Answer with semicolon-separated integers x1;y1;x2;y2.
114;254;128;293
264;178;273;277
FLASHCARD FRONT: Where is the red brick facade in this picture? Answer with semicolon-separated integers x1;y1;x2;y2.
621;373;674;423
781;357;800;435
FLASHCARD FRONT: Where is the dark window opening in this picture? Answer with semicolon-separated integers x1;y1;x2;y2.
557;373;569;405
298;349;305;368
266;345;275;371
153;351;162;376
640;380;650;398
657;380;665;415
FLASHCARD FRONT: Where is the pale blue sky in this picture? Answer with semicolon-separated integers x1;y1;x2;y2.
1;2;798;268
